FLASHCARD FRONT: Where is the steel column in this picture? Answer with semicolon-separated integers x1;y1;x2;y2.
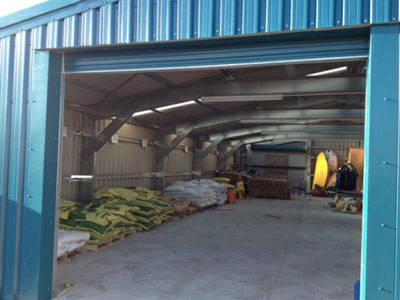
218;142;243;170
154;132;166;191
156;121;196;161
79;113;96;201
14;50;61;300
361;24;400;300
217;144;228;171
92;107;138;153
202;136;224;159
305;140;312;194
193;137;204;179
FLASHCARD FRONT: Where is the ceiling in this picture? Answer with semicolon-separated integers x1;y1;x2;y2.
64;60;366;144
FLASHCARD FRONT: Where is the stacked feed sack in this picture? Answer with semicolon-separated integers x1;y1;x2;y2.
161;194;200;216
59;187;175;243
95;187;175;231
194;179;228;205
219;171;242;186
248;178;291;199
164;181;217;207
57;229;90;257
213;177;239;196
59;199;137;243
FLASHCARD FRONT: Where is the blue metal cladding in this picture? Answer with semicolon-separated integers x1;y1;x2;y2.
0;43;62;299
1;0;400;42
361;24;399;300
0;0;399;299
64;36;369;73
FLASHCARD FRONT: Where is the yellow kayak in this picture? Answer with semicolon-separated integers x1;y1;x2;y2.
312;152;329;190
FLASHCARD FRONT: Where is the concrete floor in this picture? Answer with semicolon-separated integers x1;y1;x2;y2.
56;196;361;300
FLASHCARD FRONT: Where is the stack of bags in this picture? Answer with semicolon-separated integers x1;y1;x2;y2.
165;181;216;207
248;177;291;199
95;187;175;231
165;179;228;207
219;171;242;186
161;194;200;216
57;229;90;258
200;179;228;205
59;199;139;244
59;187;175;244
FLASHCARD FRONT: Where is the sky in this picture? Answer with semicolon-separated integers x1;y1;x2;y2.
0;0;48;17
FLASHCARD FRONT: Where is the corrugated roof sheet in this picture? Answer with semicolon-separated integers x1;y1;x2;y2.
1;0;398;43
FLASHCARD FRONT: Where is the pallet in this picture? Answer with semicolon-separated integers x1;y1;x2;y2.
87;230;136;252
170;214;187;220
170;208;199;219
198;203;219;212
57;245;87;262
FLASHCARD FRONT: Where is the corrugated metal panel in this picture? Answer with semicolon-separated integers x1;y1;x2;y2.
90;119;155;190
201;141;217;177
249;150;307;188
166;134;194;147
95;142;155;179
61;110;82;201
311;140;364;159
163;136;194;186
61;109;83;201
165;175;193;186
95;177;154;190
0;0;395;43
201;154;218;178
0;0;388;298
202;148;217;170
0;44;63;298
61;114;158;200
165;148;193;173
63;115;210;197
61;133;82;200
165;136;194;173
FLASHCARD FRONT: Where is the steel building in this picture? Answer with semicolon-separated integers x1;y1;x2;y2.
0;0;398;299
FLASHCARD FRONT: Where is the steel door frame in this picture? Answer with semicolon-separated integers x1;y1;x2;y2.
6;26;398;299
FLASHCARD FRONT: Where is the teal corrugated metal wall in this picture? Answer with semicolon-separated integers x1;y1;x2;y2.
0;0;399;299
0;0;399;42
361;24;400;300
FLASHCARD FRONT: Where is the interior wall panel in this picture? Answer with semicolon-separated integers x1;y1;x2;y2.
165;136;194;181
61;109;83;201
311;140;364;160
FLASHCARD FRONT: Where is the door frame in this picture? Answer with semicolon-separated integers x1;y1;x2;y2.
20;25;398;299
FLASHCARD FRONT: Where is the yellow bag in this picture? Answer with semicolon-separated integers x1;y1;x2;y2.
85;211;118;227
94;188;116;199
108;188;140;201
213;177;231;183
